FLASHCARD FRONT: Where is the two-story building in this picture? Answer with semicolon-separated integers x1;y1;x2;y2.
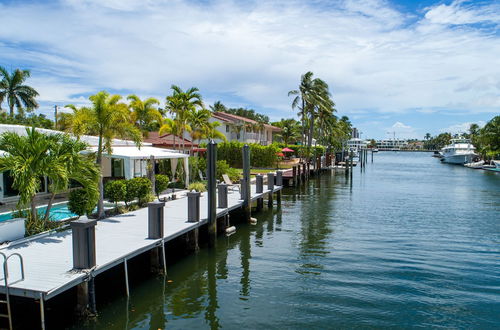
209;112;281;145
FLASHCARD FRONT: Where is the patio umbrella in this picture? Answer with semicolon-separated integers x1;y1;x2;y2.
277;152;285;157
282;147;294;152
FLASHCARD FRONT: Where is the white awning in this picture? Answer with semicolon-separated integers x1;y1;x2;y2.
88;146;189;159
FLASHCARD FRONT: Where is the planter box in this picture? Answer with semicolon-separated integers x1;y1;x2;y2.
0;218;26;243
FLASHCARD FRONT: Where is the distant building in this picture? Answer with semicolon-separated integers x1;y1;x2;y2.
207;112;281;145
351;127;360;139
376;139;408;150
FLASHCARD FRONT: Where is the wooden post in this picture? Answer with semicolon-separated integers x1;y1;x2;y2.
292;166;297;186
256;174;264;211
302;163;307;181
267;173;274;208
276;171;282;205
207;140;217;246
75;281;89;316
242;145;251;222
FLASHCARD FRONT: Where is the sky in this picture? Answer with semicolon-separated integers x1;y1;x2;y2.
0;0;499;139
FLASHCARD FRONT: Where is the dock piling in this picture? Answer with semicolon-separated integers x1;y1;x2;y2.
242;144;251;222
207;140;217;246
147;201;166;272
256;174;264;211
267;173;274;208
292;166;297;186
276;171;283;205
217;183;228;208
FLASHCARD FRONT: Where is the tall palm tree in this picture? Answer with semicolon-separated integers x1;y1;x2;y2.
66;91;142;218
0;128;64;220
159;118;186;150
274;118;300;145
166;85;204;152
209;101;227;112
0;66;39;116
424;133;431;141
188;108;211;152
204;121;227;141
44;134;99;220
127;95;162;137
289;72;333;160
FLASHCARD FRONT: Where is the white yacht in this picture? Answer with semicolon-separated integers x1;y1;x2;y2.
440;138;477;164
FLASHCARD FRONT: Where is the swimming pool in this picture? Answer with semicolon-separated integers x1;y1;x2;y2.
0;202;115;222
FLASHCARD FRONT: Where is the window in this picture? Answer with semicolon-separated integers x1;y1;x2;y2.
111;158;125;177
134;159;142;177
226;125;229;133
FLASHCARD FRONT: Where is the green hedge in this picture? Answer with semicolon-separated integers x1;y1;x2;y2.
216;141;280;168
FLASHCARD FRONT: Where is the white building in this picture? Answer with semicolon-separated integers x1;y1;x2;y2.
0;124;189;203
208;112;281;145
376;139;408;150
347;138;368;151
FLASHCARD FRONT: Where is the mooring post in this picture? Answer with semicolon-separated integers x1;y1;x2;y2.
217;183;228;209
372;149;374;162
307;162;311;179
276;170;283;205
207;140;217;246
297;164;301;185
242;144;251;222
148;201;165;273
302;162;307;181
292;166;297;186
187;191;200;251
256;174;264;211
71;218;97;316
267;172;274;208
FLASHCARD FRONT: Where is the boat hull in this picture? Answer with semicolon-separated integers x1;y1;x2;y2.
442;154;476;164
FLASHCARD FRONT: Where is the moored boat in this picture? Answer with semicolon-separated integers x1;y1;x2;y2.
440;138;477;164
464;160;484;169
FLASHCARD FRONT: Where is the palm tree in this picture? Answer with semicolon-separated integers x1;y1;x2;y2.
166;85;204;152
44;135;99;220
0;66;39;116
0;128;63;221
204;121;227;141
127;95;162;137
424;133;431;141
159;118;186;150
188;108;211;152
289;72;333;160
66;91;142;218
209;101;227;112
273;119;300;145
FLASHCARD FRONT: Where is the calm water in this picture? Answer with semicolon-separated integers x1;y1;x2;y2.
75;152;500;329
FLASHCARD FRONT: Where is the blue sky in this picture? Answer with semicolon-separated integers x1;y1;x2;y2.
0;0;499;139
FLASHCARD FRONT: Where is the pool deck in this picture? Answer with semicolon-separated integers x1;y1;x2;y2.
0;184;281;300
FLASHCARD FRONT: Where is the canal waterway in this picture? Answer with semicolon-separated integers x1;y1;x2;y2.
73;152;500;329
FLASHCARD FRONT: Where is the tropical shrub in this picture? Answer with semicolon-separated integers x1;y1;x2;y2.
216;141;280;168
126;177;152;206
105;180;126;207
188;182;206;192
155;174;170;198
68;188;98;217
215;160;230;180
225;167;241;182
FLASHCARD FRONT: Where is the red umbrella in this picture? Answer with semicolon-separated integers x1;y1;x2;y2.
277;152;285;157
282;147;294;152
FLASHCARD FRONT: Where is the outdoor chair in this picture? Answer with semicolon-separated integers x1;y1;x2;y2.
198;170;206;181
222;174;240;192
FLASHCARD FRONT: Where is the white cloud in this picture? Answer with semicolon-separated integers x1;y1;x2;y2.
441;121;486;134
0;0;499;122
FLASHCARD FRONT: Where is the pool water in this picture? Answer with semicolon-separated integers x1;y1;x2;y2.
0;202;115;222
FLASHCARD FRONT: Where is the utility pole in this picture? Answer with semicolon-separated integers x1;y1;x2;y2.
54;105;58;130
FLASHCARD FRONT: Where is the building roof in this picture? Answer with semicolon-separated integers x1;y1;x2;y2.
144;132;198;147
88;146;188;159
212;112;281;132
0;124;149;147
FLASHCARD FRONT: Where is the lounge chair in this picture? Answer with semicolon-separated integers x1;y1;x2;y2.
222;174;240;192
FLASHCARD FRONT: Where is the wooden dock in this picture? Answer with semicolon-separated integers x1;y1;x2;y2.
0;185;281;302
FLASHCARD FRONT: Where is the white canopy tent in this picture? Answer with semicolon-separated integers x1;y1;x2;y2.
88;146;190;186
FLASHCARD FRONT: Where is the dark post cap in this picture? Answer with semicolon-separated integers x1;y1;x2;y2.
148;201;165;208
70;218;97;228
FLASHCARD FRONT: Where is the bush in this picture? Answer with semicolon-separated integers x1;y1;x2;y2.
155;174;170;198
216;160;230;181
188;182;206;192
24;214;62;237
105;180;126;207
217;141;280;168
126;177;152;206
68;188;98;217
225;167;241;182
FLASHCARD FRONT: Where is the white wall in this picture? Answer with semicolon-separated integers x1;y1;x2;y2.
0;218;26;243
